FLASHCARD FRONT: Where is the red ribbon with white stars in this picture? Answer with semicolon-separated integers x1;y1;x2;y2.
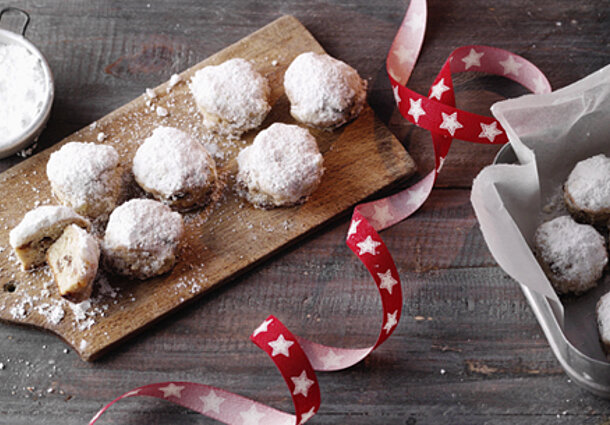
90;0;551;424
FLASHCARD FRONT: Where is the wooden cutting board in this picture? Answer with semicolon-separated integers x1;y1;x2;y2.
0;15;415;361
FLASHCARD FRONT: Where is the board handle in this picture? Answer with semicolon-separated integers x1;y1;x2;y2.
0;7;31;36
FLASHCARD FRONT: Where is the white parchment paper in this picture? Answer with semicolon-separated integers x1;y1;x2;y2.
471;64;610;361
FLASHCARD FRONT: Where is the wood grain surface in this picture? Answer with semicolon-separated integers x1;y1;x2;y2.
0;0;608;424
0;15;415;361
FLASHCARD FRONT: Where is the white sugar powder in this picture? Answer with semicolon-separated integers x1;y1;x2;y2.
0;44;47;145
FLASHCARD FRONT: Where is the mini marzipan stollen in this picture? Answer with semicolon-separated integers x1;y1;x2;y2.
90;0;551;423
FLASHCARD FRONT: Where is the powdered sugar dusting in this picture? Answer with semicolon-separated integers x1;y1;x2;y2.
189;58;270;136
565;154;610;210
284;51;367;129
133;126;216;201
237;123;324;207
597;292;610;350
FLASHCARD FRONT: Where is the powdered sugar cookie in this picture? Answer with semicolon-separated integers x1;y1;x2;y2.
564;154;610;225
46;142;121;220
189;58;271;137
534;215;607;294
284;52;367;130
236;123;324;208
597;291;610;357
9;205;90;270
133;127;217;211
102;199;184;280
47;224;100;303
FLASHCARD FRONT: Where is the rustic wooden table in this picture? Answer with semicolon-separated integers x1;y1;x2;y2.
0;1;608;424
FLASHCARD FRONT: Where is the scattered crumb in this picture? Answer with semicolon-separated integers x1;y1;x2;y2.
440;369;446;375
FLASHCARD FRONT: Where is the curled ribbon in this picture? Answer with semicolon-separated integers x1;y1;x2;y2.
90;0;552;423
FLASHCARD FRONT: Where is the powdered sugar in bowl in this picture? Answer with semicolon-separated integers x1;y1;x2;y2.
0;8;54;158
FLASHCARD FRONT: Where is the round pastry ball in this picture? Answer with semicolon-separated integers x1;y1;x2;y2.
564;154;610;225
189;58;271;137
236;123;324;208
283;51;367;130
534;215;607;294
133;126;217;211
46;142;121;219
102;199;184;280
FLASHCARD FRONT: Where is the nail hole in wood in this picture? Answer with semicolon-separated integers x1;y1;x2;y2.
3;281;17;293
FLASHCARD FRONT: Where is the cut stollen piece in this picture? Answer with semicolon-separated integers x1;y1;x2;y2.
47;224;100;303
9;205;91;270
597;291;610;357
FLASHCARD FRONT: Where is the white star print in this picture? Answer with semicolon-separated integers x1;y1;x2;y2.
299;406;317;424
499;54;523;76
392;85;401;106
158;383;184;399
347;219;361;238
436;156;446;173
124;389;141;397
388;67;402;85
429;78;450;100
393;44;413;65
406;184;430;209
383;310;398;334
356;236;382;256
291;370;315;397
268;334;294;357
252;318;273;337
372;204;394;227
320;349;344;369
533;75;548;93
439;111;463;136
377;269;398;295
461;48;484;70
404;12;425;33
240;405;266;425
479;121;503;143
200;389;225;414
408;97;426;123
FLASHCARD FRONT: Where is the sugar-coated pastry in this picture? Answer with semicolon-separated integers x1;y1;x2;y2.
133;126;217;211
236;123;324;208
189;58;271;137
534;215;607;294
9;205;90;270
102;199;184;280
47;224;100;303
46;142;121;219
597;291;610;358
564;154;610;225
283;51;367;130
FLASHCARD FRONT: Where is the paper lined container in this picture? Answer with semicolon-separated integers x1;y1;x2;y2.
471;65;610;397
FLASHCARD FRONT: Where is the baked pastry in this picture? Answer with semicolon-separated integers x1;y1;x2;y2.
9;205;90;270
189;58;271;137
236;123;324;208
283;51;367;130
47;224;100;303
534;215;607;294
46;142;121;220
564;154;610;225
597;291;610;357
102;199;184;279
132;126;217;211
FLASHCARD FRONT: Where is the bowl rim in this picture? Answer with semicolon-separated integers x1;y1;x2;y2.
0;27;54;158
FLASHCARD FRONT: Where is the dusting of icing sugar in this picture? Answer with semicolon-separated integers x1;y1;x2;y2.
283;51;367;129
103;199;183;253
9;205;89;248
0;44;48;145
565;154;610;210
189;58;270;135
236;123;324;206
132;126;216;199
535;215;607;293
46;142;119;211
597;292;610;347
